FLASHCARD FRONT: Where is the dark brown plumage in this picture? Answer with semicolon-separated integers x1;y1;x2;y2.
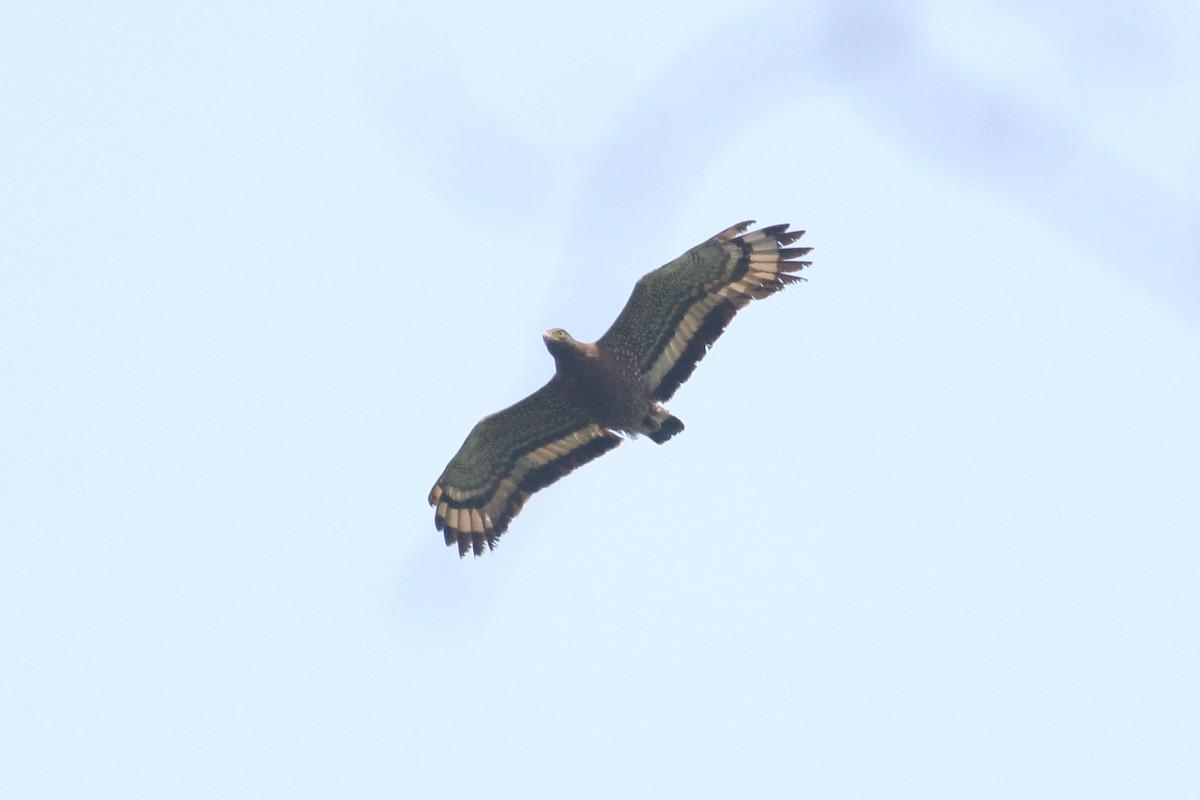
429;221;811;556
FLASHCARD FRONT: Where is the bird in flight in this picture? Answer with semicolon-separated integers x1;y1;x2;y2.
429;221;812;556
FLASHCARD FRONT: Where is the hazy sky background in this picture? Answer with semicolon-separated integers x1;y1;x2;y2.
3;1;1198;797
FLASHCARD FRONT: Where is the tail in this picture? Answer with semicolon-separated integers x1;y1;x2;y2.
645;406;684;444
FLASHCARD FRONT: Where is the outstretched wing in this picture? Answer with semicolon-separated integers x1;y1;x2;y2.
599;222;811;401
429;378;622;557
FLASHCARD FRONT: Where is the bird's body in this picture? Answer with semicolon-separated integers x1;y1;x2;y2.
429;221;812;556
542;329;680;441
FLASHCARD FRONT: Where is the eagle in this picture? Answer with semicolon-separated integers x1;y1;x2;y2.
429;221;811;557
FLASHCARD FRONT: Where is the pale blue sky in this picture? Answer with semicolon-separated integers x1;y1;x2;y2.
3;1;1198;797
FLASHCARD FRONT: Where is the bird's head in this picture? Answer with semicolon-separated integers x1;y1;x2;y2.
543;327;574;344
543;328;585;362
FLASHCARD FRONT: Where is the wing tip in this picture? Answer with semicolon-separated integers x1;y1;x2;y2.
445;517;502;558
